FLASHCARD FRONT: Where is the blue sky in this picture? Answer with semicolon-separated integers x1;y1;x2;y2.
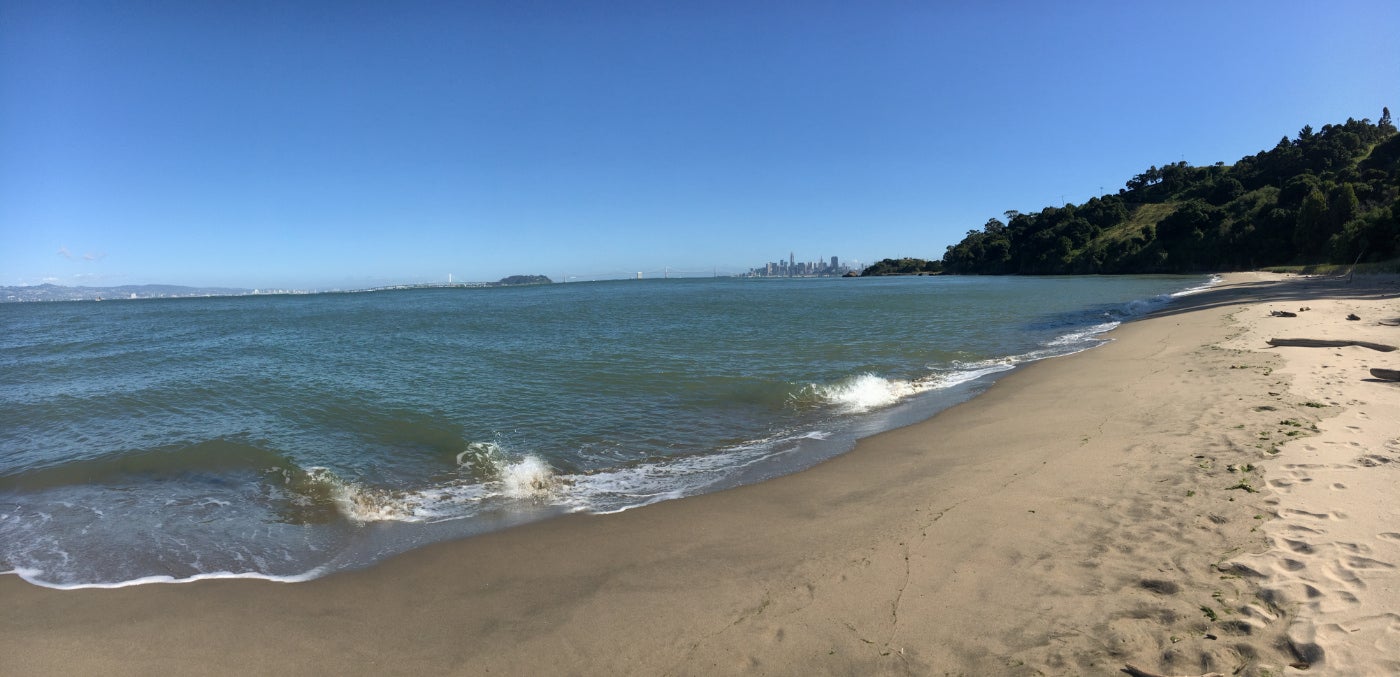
3;1;1398;288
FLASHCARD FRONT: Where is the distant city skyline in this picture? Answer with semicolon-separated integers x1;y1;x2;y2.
745;252;857;278
3;2;1396;289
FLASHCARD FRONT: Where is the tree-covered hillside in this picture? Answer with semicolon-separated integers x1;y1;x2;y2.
942;111;1400;274
860;257;943;276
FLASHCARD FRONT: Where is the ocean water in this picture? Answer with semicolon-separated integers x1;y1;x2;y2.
0;275;1212;588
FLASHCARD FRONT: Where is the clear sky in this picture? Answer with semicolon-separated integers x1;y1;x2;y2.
3;1;1398;289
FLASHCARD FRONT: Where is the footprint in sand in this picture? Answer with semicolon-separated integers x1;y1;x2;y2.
1138;578;1180;595
1345;556;1397;570
1284;539;1316;554
1323;563;1363;587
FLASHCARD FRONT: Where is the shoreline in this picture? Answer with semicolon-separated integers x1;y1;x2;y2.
4;272;1397;675
2;275;1204;592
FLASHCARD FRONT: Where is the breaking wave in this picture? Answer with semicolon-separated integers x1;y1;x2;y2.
292;442;563;524
803;373;926;412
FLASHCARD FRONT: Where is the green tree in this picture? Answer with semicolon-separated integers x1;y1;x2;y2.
1208;177;1245;205
1293;188;1330;257
1326;183;1359;231
933;112;1397;275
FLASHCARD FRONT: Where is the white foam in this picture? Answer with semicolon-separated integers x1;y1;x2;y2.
1048;321;1120;346
931;363;1015;387
564;449;765;513
1171;274;1222;297
499;456;557;499
299;466;469;523
291;444;564;526
3;565;324;590
456;442;559;500
811;373;927;413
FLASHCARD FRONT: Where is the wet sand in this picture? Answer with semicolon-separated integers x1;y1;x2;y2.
4;272;1397;676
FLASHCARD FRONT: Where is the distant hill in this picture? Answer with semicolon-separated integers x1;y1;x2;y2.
940;111;1399;274
1;284;254;303
860;258;943;276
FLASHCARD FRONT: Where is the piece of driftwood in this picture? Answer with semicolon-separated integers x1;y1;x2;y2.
1267;338;1398;352
1347;313;1361;321
1121;664;1225;677
1371;368;1400;381
1269;310;1297;318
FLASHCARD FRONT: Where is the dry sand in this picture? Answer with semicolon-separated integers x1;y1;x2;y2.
3;272;1398;676
1226;276;1400;676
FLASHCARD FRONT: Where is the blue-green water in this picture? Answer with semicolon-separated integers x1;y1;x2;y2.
0;275;1211;587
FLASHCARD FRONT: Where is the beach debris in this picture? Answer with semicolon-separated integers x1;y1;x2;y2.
1379;317;1400;326
1299;306;1311;312
1347;313;1361;321
1267;338;1397;352
1121;664;1225;677
1269;310;1298;317
1370;368;1400;381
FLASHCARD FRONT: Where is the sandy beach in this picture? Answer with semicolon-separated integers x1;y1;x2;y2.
3;272;1397;676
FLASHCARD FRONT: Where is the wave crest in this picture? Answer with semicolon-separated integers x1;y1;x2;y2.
289;444;563;524
499;456;558;498
805;373;925;412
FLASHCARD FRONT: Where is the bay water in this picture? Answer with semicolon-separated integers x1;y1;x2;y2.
0;275;1211;588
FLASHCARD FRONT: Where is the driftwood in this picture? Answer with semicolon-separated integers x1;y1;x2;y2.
1269;310;1297;318
1371;368;1400;381
1121;665;1225;677
1267;338;1398;352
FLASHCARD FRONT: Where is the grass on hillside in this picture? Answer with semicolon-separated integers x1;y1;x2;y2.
1098;202;1180;244
1261;258;1400;275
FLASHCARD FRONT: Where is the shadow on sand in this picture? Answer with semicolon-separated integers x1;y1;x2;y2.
1150;273;1400;320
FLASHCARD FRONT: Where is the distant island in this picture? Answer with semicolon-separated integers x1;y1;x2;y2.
2;275;554;303
872;110;1398;276
495;275;552;286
